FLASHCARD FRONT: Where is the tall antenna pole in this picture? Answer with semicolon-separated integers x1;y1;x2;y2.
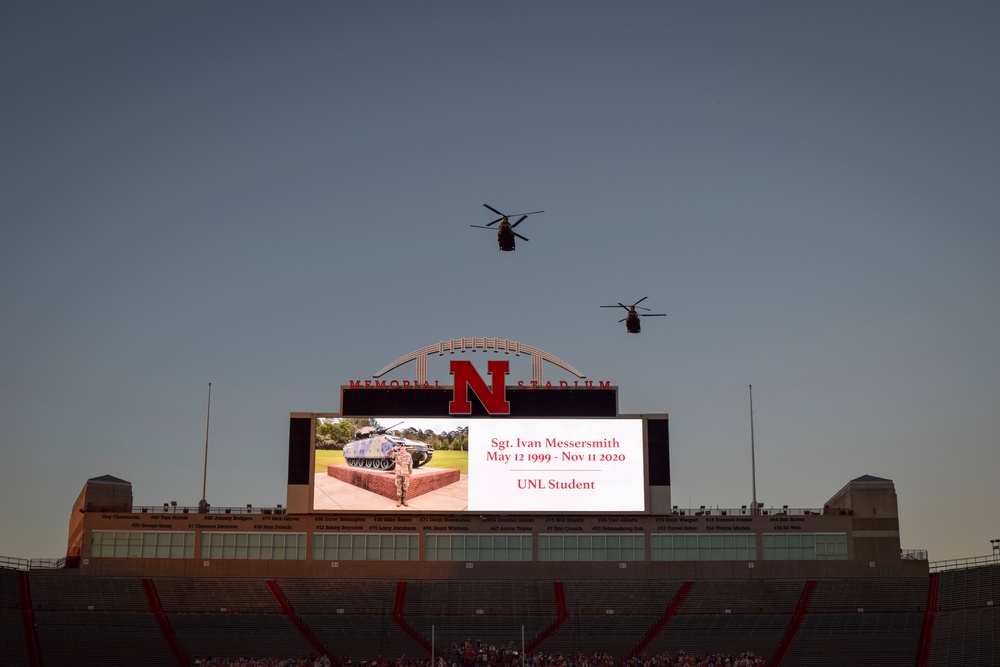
199;382;212;513
749;384;758;516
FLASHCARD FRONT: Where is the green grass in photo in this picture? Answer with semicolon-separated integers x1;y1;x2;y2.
314;449;344;473
423;450;468;474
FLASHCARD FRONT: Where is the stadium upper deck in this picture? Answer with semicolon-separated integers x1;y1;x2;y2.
67;473;927;579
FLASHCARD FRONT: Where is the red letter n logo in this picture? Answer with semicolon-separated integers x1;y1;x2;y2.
449;360;510;415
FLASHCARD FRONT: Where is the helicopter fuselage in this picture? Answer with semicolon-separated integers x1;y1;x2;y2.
497;221;516;251
625;310;641;333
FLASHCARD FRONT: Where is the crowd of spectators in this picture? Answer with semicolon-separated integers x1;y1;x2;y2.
195;658;332;667
196;640;767;667
437;640;767;667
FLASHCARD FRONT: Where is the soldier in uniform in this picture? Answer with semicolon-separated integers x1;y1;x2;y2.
389;443;413;507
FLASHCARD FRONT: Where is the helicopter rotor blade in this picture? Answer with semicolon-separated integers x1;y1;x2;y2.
632;296;649;307
470;225;496;230
513;231;529;242
483;204;504;216
511;215;528;228
618;318;627;323
511;210;544;216
486;217;503;226
640;313;667;317
636;306;652;311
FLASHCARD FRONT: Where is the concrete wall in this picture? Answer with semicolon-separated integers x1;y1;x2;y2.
74;504;926;580
67;479;134;558
78;551;929;580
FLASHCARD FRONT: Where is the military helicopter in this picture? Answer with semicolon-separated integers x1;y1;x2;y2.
470;204;544;251
601;297;666;334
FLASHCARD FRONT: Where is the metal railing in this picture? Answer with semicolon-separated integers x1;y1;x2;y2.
0;555;67;571
929;553;1000;572
668;506;827;516
86;504;848;517
80;505;287;515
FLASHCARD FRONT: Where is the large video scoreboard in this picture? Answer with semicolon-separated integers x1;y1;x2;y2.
286;381;671;515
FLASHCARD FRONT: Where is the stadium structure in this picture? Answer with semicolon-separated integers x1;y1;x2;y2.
1;338;997;666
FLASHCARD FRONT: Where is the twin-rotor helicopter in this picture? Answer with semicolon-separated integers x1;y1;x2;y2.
600;297;667;334
470;204;544;252
470;205;666;334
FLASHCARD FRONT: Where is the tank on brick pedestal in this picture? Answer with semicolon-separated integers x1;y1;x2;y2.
342;422;434;471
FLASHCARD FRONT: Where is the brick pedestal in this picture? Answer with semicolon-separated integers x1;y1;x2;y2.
327;465;461;500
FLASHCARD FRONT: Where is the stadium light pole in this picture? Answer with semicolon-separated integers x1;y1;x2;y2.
199;382;211;514
749;384;759;516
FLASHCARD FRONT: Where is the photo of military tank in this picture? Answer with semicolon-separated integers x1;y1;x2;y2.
341;422;435;470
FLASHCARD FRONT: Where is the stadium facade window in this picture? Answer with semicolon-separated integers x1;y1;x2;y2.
200;532;307;560
91;531;194;559
425;534;532;561
763;533;847;560
538;534;645;561
313;533;419;561
651;533;756;561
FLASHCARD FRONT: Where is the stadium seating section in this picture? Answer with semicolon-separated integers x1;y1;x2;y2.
0;564;996;666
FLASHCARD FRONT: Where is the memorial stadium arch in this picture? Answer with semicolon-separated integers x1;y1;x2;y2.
373;337;585;386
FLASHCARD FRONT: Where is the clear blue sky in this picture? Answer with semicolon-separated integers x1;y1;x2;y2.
2;1;998;562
